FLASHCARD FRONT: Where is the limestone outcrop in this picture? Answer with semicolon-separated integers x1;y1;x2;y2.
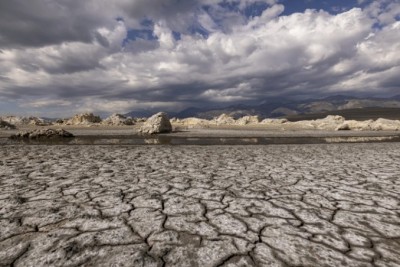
102;114;134;126
172;117;211;128
139;112;172;134
235;115;261;125
10;128;74;139
213;114;236;125
260;118;288;124
0;120;16;129
284;115;345;130
336;118;400;131
258;115;400;131
311;115;346;130
374;118;400;131
0;116;49;126
61;113;102;125
170;114;400;132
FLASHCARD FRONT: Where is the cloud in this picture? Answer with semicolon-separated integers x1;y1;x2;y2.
0;0;122;48
26;99;73;108
364;0;400;25
0;0;399;116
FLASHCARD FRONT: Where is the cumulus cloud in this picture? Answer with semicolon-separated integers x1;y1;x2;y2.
0;0;399;116
364;0;400;25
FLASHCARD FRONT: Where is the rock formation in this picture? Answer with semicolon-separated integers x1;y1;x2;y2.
172;117;211;128
172;114;400;131
260;118;288;124
282;115;345;130
235;115;261;125
0;120;16;129
0;116;49;126
170;115;398;131
102;114;134;126
135;118;147;123
10;128;74;139
336;120;374;131
312;115;346;130
336;118;400;131
373;118;400;131
335;123;351;131
139;112;172;134
62;113;102;125
213;114;236;125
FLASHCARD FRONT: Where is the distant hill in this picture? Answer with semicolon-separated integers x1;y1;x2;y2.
125;95;400;120
125;110;178;118
286;107;400;121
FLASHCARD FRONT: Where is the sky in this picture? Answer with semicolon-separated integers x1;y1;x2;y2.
0;0;399;117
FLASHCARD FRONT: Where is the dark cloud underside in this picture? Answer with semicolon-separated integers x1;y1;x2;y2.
0;0;399;115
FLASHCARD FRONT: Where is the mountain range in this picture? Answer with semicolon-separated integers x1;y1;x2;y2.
126;95;400;120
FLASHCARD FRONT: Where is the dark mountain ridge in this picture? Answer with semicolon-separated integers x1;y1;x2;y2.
125;94;400;119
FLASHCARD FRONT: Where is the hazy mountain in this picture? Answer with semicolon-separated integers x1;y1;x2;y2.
125;110;178;119
174;107;208;118
286;107;400;121
125;95;400;119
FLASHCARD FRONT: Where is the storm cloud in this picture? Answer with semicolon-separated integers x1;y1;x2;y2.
0;0;399;116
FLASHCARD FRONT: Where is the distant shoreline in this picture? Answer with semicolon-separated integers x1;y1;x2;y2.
1;126;400;145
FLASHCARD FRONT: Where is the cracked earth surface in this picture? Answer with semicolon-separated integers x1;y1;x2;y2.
0;143;400;267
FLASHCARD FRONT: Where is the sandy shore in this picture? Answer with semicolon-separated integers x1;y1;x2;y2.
1;143;400;266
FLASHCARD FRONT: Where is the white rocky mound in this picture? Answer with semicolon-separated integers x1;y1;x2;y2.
0;116;48;126
171;114;400;131
336;118;400;131
172;117;211;128
260;118;288;124
59;113;102;125
213;114;236;125
172;114;261;127
10;129;74;139
139;112;172;134
102;114;134;126
290;115;345;130
235;115;261;125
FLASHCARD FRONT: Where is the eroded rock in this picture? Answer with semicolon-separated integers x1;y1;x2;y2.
236;115;260;125
10;128;74;139
336;118;400;131
172;117;211;128
374;118;400;131
213;114;236;125
0;116;49;126
336;123;351;131
0;120;16;130
260;118;288;124
62;113;102;125
102;114;134;126
139;112;172;134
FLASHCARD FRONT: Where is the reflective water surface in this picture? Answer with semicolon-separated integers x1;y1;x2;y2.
1;135;400;145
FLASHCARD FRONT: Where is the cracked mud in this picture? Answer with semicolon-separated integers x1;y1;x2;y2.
1;143;400;266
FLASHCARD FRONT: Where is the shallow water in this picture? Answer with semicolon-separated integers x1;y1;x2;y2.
1;134;400;145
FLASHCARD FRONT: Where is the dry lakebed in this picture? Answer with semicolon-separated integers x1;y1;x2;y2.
0;128;400;266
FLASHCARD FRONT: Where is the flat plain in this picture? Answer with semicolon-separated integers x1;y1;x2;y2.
1;143;400;266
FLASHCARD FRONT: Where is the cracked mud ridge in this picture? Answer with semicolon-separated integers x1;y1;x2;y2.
1;143;400;267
